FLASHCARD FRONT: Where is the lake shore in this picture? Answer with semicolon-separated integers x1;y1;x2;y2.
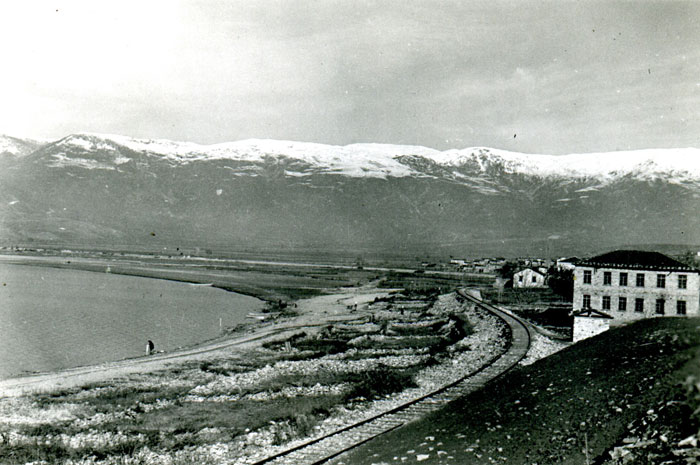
0;260;268;380
0;253;547;464
0;288;522;465
0;279;393;397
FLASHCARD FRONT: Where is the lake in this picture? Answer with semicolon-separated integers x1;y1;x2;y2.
0;264;264;379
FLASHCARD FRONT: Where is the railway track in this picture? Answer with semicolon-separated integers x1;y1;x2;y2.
248;289;531;465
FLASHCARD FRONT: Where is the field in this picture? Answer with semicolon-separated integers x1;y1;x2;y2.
1;252;491;300
482;287;573;338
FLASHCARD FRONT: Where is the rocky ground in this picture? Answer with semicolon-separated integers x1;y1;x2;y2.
0;289;518;465
332;317;700;465
601;374;700;465
519;331;570;366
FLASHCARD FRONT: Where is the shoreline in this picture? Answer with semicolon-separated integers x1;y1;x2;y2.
0;254;280;302
0;289;522;465
0;280;392;397
0;255;278;388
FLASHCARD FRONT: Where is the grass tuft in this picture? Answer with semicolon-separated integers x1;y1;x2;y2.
343;365;418;401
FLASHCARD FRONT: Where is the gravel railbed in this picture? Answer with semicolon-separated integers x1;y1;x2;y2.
0;292;510;465
233;293;508;464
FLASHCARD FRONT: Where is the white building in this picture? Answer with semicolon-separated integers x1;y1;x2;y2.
573;250;700;324
513;268;547;288
572;309;613;342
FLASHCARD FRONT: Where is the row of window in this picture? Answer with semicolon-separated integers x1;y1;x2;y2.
582;270;687;289
582;294;688;315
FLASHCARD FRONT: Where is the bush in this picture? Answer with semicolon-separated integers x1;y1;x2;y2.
344;365;417;401
199;361;230;376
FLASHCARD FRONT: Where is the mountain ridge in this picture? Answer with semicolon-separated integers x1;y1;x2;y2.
0;135;45;158
20;132;700;183
1;131;698;257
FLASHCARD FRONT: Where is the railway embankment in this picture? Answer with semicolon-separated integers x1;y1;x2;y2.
0;289;519;465
333;316;700;465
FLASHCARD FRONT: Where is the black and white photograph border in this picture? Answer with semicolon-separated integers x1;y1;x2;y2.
0;1;699;464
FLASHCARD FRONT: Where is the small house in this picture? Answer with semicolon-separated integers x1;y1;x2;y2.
513;268;547;288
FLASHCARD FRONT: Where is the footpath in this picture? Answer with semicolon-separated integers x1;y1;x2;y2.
0;286;387;397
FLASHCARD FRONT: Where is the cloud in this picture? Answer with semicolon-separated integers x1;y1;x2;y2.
1;0;699;153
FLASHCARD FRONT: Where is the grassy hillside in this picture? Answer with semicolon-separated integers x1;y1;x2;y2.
335;317;700;465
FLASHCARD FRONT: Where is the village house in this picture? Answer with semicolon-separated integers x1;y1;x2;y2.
572;250;700;341
513;268;547;288
556;256;579;271
450;257;506;274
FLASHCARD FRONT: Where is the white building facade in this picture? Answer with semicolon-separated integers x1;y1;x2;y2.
573;251;700;322
573;309;613;342
513;268;547;288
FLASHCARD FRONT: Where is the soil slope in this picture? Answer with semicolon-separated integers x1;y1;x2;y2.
334;317;700;465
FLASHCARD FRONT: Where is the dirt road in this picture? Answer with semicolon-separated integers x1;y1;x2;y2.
0;285;392;397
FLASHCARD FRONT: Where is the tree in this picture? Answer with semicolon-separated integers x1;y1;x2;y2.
547;267;574;300
497;261;517;280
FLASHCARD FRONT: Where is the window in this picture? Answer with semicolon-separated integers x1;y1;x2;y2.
655;299;665;315
657;274;666;288
635;298;644;313
677;300;687;315
618;297;627;311
532;275;537;283
636;273;645;287
619;272;628;286
679;275;687;289
518;275;523;283
583;270;592;284
603;272;612;285
602;296;611;310
583;295;591;309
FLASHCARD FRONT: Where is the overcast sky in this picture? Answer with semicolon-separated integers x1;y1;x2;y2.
1;0;699;154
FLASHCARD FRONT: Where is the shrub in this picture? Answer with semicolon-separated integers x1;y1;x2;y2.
344;365;417;401
199;361;230;376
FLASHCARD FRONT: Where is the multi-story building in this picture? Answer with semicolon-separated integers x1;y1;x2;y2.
573;250;700;321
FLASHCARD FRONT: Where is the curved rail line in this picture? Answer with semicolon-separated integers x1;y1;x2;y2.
248;289;531;465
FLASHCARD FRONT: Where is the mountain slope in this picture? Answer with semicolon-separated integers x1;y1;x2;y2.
0;135;43;158
0;133;698;257
26;133;700;183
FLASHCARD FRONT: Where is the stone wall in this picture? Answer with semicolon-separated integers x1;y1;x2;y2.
573;316;611;342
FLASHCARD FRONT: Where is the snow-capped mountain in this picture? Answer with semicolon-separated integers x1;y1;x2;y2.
37;133;700;185
0;135;44;158
1;132;698;257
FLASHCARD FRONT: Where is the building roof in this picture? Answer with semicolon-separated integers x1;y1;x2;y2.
577;250;698;272
572;309;613;319
514;267;545;276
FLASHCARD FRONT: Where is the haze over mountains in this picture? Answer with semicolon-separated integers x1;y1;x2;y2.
1;133;698;258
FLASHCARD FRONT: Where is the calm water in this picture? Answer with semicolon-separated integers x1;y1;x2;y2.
0;264;264;379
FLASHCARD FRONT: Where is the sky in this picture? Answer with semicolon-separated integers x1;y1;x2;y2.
1;0;699;154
